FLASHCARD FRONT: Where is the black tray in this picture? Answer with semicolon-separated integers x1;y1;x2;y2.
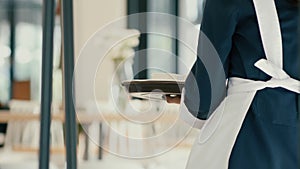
122;80;184;100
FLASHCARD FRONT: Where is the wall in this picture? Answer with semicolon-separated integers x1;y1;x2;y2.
73;0;127;108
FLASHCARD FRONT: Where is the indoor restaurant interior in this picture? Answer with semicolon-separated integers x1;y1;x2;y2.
0;0;206;169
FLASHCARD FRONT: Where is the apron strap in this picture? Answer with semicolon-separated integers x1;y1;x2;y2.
252;0;283;68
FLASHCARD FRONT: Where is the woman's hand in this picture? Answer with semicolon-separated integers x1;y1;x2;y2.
165;95;181;104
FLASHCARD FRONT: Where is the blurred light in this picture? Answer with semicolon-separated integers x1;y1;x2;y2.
186;0;199;22
0;45;11;59
0;60;5;67
15;47;33;64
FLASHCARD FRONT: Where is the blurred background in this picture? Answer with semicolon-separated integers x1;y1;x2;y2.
0;0;206;169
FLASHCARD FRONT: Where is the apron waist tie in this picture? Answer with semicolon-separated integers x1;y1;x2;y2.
227;59;300;95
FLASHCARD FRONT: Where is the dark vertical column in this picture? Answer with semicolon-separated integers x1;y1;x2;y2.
38;0;55;169
98;123;103;160
61;0;77;169
8;0;15;99
171;0;179;73
297;1;300;168
127;0;148;79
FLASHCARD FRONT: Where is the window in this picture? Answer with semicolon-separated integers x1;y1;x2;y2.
127;0;178;79
127;0;206;79
0;0;62;106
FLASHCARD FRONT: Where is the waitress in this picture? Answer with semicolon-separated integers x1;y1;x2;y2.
167;0;299;168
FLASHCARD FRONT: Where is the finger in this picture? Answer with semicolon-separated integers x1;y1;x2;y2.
166;96;179;103
166;94;181;99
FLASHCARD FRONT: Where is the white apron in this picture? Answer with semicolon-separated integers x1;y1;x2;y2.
183;0;300;168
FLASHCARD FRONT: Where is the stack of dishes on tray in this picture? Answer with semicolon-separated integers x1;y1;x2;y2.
122;73;186;100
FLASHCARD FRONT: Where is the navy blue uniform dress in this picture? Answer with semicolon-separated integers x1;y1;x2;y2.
184;0;300;168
